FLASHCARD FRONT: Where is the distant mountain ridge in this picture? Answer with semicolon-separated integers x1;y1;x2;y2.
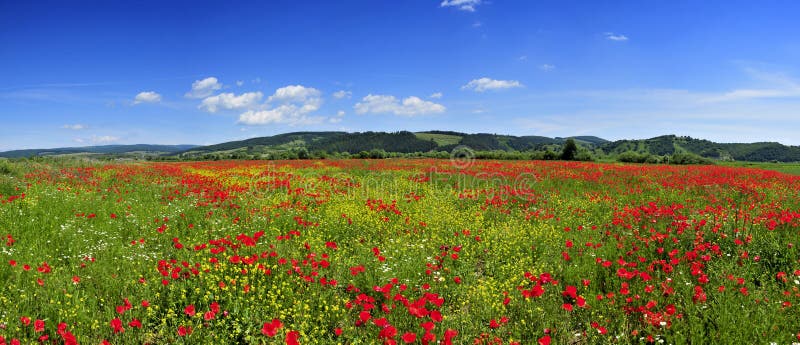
0;144;198;158
2;132;799;162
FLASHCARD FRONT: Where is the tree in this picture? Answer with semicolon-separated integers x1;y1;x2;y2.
561;138;578;160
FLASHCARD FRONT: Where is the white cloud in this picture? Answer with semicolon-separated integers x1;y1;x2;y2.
133;91;162;104
236;80;244;87
185;77;222;98
604;32;629;41
199;92;263;113
329;110;345;123
332;90;352;99
441;0;482;11
518;55;528;61
62;124;86;130
238;106;324;126
462;77;523;92
430;92;443;99
472;21;482;28
354;94;446;116
268;85;321;103
539;64;556;71
237;85;323;126
92;135;120;144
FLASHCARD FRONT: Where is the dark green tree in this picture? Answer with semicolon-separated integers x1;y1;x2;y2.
561;138;578;160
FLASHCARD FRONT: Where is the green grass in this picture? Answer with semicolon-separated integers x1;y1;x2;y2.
414;132;462;146
721;161;800;175
1;159;799;344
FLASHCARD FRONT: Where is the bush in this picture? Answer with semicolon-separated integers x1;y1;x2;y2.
668;152;714;165
617;151;649;163
575;151;594;162
0;159;14;175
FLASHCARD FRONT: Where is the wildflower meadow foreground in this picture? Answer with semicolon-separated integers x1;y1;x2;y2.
1;158;799;344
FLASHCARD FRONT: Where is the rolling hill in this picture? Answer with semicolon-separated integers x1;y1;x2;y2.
178;131;799;162
3;132;798;162
598;135;800;162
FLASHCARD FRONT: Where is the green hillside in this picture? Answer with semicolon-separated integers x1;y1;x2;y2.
6;131;797;163
414;132;463;146
181;132;345;154
308;131;439;153
598;135;800;162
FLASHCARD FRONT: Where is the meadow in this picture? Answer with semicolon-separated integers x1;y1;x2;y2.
1;158;799;344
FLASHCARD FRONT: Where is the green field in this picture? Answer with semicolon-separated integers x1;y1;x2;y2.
414;133;463;146
721;161;800;175
1;159;799;344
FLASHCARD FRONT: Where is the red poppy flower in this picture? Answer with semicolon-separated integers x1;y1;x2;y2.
430;310;443;322
34;319;45;332
110;318;124;334
177;325;192;337
286;330;300;345
538;335;551;345
262;319;283;337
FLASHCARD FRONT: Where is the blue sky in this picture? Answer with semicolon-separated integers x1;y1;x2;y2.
2;0;800;151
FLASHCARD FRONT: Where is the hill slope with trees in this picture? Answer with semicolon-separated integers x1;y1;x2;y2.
3;132;798;163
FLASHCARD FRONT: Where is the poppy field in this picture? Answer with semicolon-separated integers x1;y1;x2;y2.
1;158;800;344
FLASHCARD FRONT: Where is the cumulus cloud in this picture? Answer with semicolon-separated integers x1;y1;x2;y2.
461;78;523;92
237;85;323;125
430;92;443;99
92;135;120;144
441;0;482;12
238;106;323;126
354;94;445;116
185;77;222;98
200;92;263;113
133;91;162;104
604;32;629;41
268;85;321;103
62;124;86;130
329;110;346;124
332;90;352;99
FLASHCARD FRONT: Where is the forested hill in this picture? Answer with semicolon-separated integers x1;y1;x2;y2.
599;135;800;162
175;131;799;162
3;132;798;163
